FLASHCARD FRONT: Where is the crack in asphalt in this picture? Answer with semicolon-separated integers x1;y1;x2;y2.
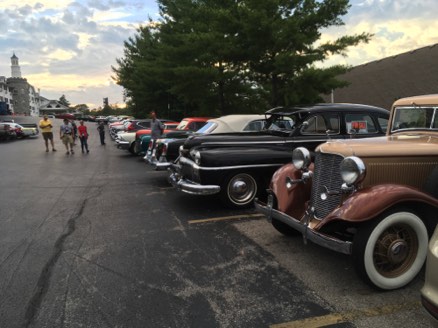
22;199;88;328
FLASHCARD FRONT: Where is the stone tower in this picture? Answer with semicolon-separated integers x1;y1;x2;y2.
10;53;22;78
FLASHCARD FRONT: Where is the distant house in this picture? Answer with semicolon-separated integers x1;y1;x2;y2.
323;43;438;110
39;99;70;115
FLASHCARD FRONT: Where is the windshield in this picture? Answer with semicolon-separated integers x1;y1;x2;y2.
266;115;296;131
392;106;438;132
176;120;189;130
196;121;217;134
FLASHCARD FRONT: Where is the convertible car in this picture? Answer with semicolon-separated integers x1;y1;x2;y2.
145;114;267;169
169;103;389;208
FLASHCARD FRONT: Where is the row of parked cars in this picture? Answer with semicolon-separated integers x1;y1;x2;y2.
109;95;438;322
0;120;39;140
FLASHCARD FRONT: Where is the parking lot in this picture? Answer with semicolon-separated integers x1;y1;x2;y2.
0;117;434;328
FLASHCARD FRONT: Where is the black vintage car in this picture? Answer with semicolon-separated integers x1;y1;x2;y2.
169;103;390;208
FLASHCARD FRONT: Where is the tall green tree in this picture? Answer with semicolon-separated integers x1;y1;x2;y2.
113;0;372;116
59;94;71;107
232;0;371;106
112;25;165;118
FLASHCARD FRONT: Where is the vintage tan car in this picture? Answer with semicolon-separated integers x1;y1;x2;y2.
256;94;438;290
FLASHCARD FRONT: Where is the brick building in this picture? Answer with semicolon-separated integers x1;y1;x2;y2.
323;44;438;110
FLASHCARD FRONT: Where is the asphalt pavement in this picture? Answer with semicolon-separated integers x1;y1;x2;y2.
0;117;435;328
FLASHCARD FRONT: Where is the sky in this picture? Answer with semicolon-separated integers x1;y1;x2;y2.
1;0;438;110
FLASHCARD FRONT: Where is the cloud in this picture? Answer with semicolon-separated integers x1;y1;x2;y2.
0;0;154;108
1;0;437;109
319;0;438;67
348;0;438;21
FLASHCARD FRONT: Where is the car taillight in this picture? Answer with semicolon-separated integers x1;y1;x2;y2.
127;124;135;131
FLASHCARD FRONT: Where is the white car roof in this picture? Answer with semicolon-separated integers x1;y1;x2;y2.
207;114;266;133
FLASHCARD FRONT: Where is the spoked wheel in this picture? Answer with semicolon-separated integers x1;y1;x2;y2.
352;210;428;290
221;173;258;208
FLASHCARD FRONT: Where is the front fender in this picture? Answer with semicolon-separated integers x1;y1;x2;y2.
321;184;438;226
271;163;314;219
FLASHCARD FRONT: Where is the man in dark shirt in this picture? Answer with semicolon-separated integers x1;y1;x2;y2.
97;121;105;145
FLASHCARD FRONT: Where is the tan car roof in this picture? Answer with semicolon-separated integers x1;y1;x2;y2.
208;114;266;133
392;94;438;107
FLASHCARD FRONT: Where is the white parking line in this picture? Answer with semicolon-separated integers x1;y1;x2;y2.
188;213;265;224
269;301;421;328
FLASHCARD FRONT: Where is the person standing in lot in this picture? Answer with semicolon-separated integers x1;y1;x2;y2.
39;114;57;152
150;110;164;150
60;118;75;155
97;121;105;145
77;120;89;153
71;120;78;145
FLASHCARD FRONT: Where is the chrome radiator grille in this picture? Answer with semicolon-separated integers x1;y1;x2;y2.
310;152;344;219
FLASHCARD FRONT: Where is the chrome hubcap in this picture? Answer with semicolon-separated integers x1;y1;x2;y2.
387;240;408;264
232;181;248;194
228;174;256;205
374;224;418;278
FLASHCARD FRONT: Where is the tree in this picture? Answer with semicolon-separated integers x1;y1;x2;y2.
112;24;178;118
59;94;71;107
72;104;89;113
112;0;372;116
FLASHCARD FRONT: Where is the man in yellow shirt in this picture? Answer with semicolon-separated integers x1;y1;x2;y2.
39;115;57;152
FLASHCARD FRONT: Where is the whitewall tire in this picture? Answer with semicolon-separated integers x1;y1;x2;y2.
353;210;428;290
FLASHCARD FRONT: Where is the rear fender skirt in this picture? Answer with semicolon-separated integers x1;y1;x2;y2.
320;184;438;227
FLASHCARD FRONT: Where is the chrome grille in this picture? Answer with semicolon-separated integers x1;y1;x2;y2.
310;152;344;219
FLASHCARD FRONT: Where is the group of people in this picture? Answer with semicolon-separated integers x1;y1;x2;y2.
38;111;163;155
39;115;106;155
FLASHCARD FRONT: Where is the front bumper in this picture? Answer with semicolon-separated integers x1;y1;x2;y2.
168;170;220;195
255;198;352;255
116;140;130;150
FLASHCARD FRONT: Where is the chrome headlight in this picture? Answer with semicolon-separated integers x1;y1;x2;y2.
340;156;366;186
292;147;311;170
194;151;201;165
189;148;201;164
